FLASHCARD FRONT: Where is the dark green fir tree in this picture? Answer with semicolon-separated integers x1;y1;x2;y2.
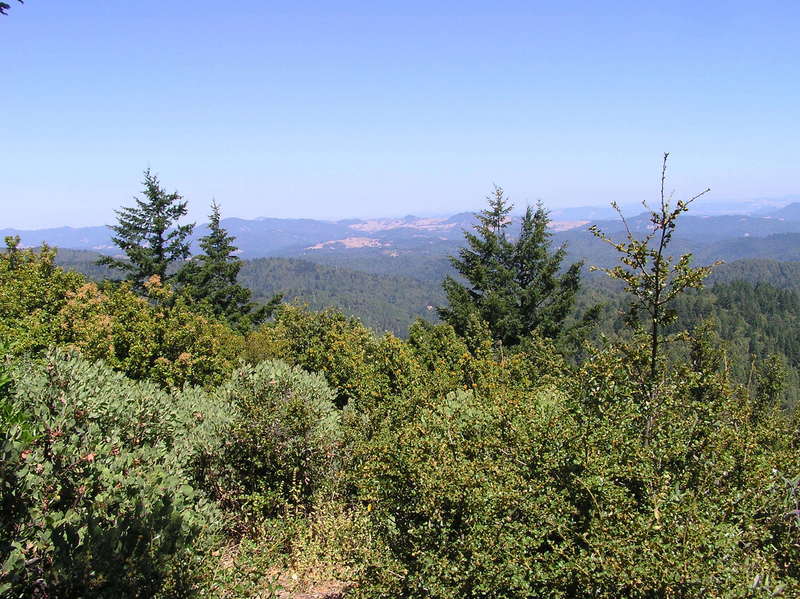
439;187;582;346
98;169;194;290
512;202;582;340
179;201;280;331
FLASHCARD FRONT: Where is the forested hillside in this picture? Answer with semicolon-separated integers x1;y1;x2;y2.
5;0;800;595
10;206;800;269
3;165;800;598
51;250;443;334
593;279;800;410
239;257;443;333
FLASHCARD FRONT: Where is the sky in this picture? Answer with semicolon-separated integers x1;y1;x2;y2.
1;0;799;228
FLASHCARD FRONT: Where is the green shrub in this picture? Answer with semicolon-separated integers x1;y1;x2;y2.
245;306;569;414
0;240;84;355
202;360;342;528
244;305;424;408
0;342;29;442
1;239;243;390
55;277;243;388
348;338;800;598
350;387;589;598
0;350;225;598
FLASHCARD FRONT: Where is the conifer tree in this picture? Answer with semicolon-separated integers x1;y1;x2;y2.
513;202;582;340
98;169;194;290
179;201;280;331
439;187;582;346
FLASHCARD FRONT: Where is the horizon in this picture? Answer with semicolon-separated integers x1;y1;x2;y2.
4;193;800;233
3;1;799;228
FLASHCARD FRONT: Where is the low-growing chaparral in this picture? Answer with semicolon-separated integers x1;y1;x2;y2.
1;158;798;598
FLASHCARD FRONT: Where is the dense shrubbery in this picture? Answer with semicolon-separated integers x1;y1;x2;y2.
347;334;799;598
245;304;570;413
2;182;799;597
201;360;341;527
0;239;84;355
0;349;351;597
244;304;425;408
1;240;244;389
55;277;243;388
0;351;225;597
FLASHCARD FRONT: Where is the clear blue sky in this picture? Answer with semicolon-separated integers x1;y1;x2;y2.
2;0;798;228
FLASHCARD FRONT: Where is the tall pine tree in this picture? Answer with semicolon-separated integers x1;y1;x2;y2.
438;188;582;346
179;201;280;331
98;169;194;290
512;202;582;340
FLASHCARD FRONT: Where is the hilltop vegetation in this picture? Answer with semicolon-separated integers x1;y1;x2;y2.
2;166;799;598
48;247;800;404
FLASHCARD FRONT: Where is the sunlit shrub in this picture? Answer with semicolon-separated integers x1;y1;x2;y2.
0;240;84;355
348;337;800;598
244;305;423;408
56;277;243;388
201;360;341;528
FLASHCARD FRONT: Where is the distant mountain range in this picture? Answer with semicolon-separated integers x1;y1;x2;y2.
762;202;800;221
8;202;800;294
5;201;800;259
38;197;800;336
1;213;477;257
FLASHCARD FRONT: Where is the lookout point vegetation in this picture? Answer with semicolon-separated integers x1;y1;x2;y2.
1;161;799;598
98;169;195;291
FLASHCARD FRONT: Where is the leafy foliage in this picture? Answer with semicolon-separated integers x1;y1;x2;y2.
244;304;422;408
0;237;85;355
347;330;799;598
40;250;445;337
2;164;799;598
55;277;243;388
200;360;341;528
0;351;225;597
590;154;717;441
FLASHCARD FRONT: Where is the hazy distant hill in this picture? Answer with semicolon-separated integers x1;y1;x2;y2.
694;233;800;263
9;208;800;265
707;258;800;289
576;212;800;244
53;248;116;280
553;216;800;271
2;213;477;257
0;226;114;251
14;207;800;306
763;202;800;221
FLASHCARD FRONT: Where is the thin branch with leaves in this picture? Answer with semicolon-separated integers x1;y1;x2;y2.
589;153;720;410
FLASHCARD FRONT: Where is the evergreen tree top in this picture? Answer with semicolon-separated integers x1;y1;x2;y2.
98;169;194;289
439;187;583;346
